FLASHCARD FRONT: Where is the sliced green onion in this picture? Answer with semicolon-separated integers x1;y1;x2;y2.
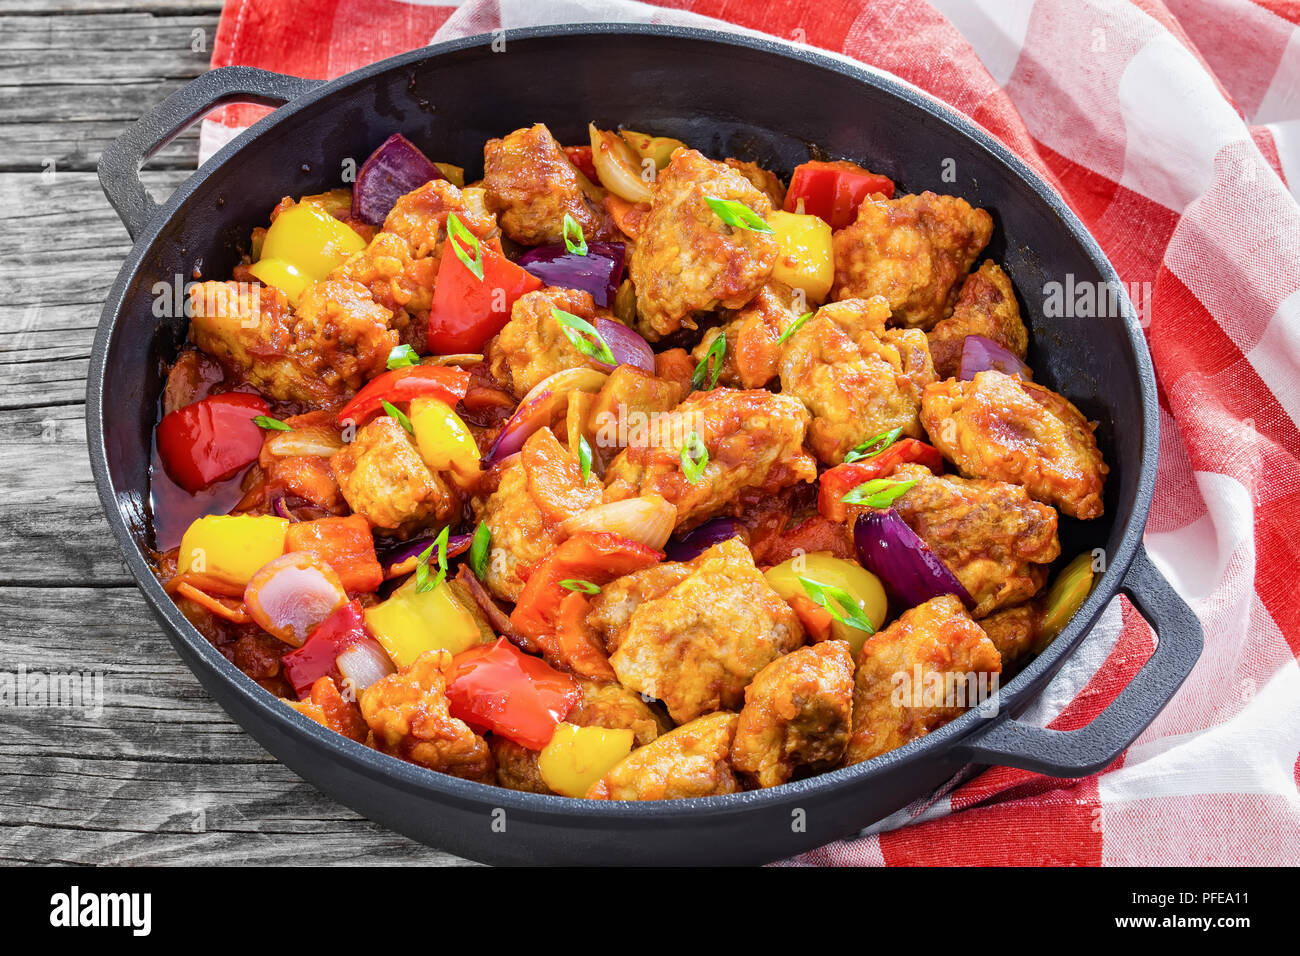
704;196;774;233
578;434;594;484
799;577;875;634
680;430;708;485
692;332;726;391
840;477;918;508
776;310;813;346
414;526;451;594
553;307;616;364
252;415;292;432
446;212;485;281
469;521;491;580
843;427;903;464
562;212;588;256
382;400;413;435
560;578;601;595
387;344;419;370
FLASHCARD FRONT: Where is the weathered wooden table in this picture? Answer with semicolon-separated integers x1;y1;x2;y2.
1;0;469;865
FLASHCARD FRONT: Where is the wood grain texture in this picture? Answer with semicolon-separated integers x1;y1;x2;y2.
0;0;473;865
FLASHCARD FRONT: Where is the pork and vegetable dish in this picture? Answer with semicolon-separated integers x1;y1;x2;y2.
150;121;1107;800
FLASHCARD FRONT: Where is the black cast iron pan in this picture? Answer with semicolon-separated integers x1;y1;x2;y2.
89;24;1202;865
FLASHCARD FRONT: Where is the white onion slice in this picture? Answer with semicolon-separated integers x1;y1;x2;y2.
562;495;676;550
336;640;395;693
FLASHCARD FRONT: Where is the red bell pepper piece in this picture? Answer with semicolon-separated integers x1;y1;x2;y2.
445;638;581;749
784;160;895;229
426;230;543;354
510;532;663;642
155;391;269;494
563;145;600;184
285;515;384;594
335;365;470;428
818;439;944;522
281;600;375;699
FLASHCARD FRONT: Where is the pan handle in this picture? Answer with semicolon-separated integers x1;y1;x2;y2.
952;546;1202;777
98;66;322;240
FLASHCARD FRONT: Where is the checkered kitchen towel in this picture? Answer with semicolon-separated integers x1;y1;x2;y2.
198;0;1300;865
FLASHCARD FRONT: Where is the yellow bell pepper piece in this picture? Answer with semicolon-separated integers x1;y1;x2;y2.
765;551;887;656
1038;553;1096;650
247;257;311;305
363;575;485;669
409;396;480;482
178;515;289;589
770;209;834;304
259;201;366;283
537;722;635;797
434;163;465;188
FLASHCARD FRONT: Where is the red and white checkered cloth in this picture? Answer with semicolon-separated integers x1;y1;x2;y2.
200;0;1300;865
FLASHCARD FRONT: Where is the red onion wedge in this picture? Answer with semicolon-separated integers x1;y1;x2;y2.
353;133;444;225
336;638;395;693
664;517;742;562
592;317;655;374
853;509;974;610
517;241;626;308
244;551;349;647
482;367;608;467
958;334;1032;381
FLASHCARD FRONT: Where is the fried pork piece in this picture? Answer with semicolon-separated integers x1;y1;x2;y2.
473;426;602;602
586;712;742;800
831;191;993;330
285;676;368;742
689;281;803;389
845;595;1002;764
920;370;1108;519
724;158;787;208
629;148;777;340
586;562;694;650
978;600;1046;670
926;261;1028;379
188;278;395;406
732;641;855;788
329;415;458;531
603;538;804;724
332;179;498;349
488;287;613;398
603;387;817;531
891;463;1060;618
493;679;672;794
778;295;936;464
483;123;613;246
360;650;495;783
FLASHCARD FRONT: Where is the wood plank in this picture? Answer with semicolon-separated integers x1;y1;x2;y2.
0;586;471;865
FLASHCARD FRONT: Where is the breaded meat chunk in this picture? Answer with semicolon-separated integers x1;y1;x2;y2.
492;679;670;794
586;712;741;800
483;123;613;246
360;650;495;783
891;463;1060;618
845;595;1002;764
188;278;395;406
926;261;1028;379
689;281;803;389
473;426;602;602
329;415;458;531
586;562;694;651
604;538;804;723
603;387;817;531
978;600;1046;670
629;148;777;341
831;191;993;330
732;641;855;788
779;295;937;464
920;370;1108;519
488;286;614;398
724;157;787;208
